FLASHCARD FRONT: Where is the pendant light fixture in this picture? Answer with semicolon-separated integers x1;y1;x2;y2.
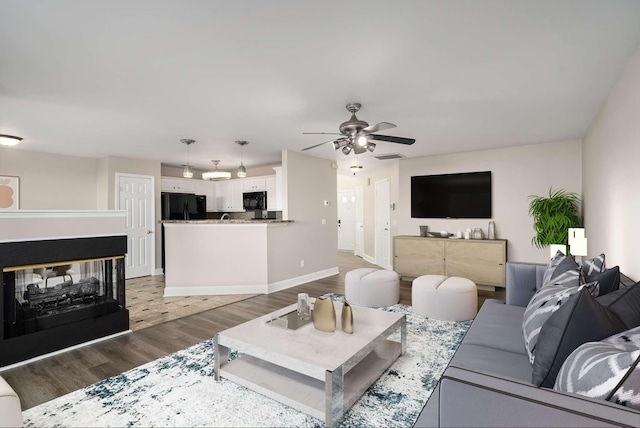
350;154;363;175
235;140;249;178
0;134;23;147
181;139;195;178
202;160;231;181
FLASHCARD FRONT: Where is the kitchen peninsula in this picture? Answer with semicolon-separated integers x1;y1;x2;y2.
162;219;295;296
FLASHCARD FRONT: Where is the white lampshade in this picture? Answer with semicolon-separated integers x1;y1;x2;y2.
202;160;231;181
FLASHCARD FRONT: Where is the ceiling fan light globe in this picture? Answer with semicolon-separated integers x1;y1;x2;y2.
357;135;367;146
342;145;352;155
366;142;376;152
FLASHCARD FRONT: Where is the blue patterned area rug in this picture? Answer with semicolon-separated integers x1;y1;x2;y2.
23;296;470;427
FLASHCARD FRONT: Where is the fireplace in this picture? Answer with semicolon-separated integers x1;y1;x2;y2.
1;235;129;367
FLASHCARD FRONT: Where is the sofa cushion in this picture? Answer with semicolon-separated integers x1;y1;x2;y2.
523;283;597;363
542;252;581;288
532;288;626;387
449;343;533;383
582;253;606;277
554;326;640;411
461;299;527;356
586;266;620;296
597;282;640;329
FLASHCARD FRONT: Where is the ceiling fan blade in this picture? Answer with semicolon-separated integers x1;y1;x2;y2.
362;122;396;133
302;138;341;151
302;132;343;135
369;134;415;145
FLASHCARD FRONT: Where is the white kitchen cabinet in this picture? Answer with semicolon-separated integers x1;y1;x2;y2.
266;176;277;211
161;177;196;193
194;180;217;212
243;178;266;192
217;180;244;212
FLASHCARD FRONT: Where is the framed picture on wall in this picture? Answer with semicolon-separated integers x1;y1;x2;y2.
0;176;19;209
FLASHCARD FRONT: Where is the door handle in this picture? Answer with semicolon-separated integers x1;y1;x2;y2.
147;230;153;234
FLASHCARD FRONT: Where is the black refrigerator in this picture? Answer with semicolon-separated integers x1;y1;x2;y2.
161;193;206;269
161;193;207;220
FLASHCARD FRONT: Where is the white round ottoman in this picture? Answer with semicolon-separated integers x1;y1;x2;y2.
412;275;477;321
345;268;400;308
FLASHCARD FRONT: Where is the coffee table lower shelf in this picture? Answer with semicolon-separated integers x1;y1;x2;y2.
219;339;401;423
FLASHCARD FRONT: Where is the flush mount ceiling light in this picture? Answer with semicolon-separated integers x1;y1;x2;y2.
0;134;23;147
235;140;249;178
181;139;195;178
202;160;231;181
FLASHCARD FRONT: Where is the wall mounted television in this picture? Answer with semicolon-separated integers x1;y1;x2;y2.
411;171;492;219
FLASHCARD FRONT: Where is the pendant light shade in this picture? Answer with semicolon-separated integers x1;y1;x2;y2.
0;134;23;147
235;140;249;178
202;160;231;181
181;139;195;178
350;154;363;174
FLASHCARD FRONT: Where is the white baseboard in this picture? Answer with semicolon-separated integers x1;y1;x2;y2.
363;254;376;264
0;330;132;372
163;284;265;297
268;267;340;293
154;268;164;276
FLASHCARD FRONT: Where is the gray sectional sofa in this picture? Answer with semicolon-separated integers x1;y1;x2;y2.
415;261;640;427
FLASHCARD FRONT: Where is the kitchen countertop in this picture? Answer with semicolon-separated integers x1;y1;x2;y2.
160;219;293;224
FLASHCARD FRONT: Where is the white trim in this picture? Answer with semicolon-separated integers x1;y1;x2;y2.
0;330;131;371
267;267;339;293
363;254;376;264
164;284;265;297
154;268;164;275
0;233;128;244
0;210;126;219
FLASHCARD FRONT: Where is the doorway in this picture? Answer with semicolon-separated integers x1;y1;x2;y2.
116;173;155;278
355;185;364;257
337;190;356;251
375;178;391;270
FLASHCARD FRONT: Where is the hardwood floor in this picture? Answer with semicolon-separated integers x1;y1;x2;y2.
2;252;505;411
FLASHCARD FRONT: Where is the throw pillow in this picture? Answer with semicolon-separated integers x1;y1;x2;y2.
532;288;626;387
554;326;640;411
522;283;597;363
587;266;620;296
598;281;640;329
542;250;567;285
582;253;606;277
542;253;581;288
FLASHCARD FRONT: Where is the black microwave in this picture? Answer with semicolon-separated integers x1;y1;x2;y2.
243;191;267;211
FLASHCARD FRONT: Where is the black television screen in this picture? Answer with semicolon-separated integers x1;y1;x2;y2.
411;171;492;219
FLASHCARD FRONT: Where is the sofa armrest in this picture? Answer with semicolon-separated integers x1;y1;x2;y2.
505;261;546;307
0;376;22;428
429;366;639;427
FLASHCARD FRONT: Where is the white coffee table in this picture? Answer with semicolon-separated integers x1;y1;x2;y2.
215;300;406;427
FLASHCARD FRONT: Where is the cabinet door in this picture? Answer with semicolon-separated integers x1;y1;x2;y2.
444;241;506;286
175;178;195;193
394;238;445;277
230;180;244;211
194;181;216;212
161;177;178;192
266;177;276;211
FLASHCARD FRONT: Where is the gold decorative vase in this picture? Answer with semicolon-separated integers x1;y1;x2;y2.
312;296;336;332
341;301;353;334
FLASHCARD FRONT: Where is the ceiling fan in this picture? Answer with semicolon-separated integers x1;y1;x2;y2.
302;103;415;155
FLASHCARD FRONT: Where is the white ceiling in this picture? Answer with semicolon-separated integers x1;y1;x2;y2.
1;0;640;176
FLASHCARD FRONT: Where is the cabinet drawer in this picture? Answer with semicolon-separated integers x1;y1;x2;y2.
445;241;506;286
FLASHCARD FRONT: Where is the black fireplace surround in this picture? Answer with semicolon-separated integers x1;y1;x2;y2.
1;235;129;366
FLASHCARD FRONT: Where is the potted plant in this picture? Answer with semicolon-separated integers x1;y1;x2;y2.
528;188;581;250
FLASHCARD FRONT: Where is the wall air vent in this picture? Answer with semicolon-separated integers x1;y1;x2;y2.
372;153;406;160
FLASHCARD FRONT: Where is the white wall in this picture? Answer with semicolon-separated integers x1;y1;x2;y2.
161;163;280;179
268;150;337;283
398;141;583;263
583;43;640;281
0;148;99;209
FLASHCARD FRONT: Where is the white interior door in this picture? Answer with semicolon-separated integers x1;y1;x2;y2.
117;173;155;279
355;185;364;257
375;179;391;270
337;190;356;251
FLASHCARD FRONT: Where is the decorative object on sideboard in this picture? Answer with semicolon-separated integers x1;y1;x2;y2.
297;293;311;320
0;176;19;210
202;160;231;181
464;228;471;239
472;228;484;240
440;230;450;237
312;296;336;332
0;134;22;146
488;221;496;239
419;225;428;237
528;188;581;252
180;139;195;178
341;301;354;334
235;140;249;178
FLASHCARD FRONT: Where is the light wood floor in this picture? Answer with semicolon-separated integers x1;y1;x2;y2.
2;252;504;411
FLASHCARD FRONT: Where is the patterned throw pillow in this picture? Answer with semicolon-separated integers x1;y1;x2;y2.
523;283;598;363
582;253;606;277
542;250;567;285
554;326;640;411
